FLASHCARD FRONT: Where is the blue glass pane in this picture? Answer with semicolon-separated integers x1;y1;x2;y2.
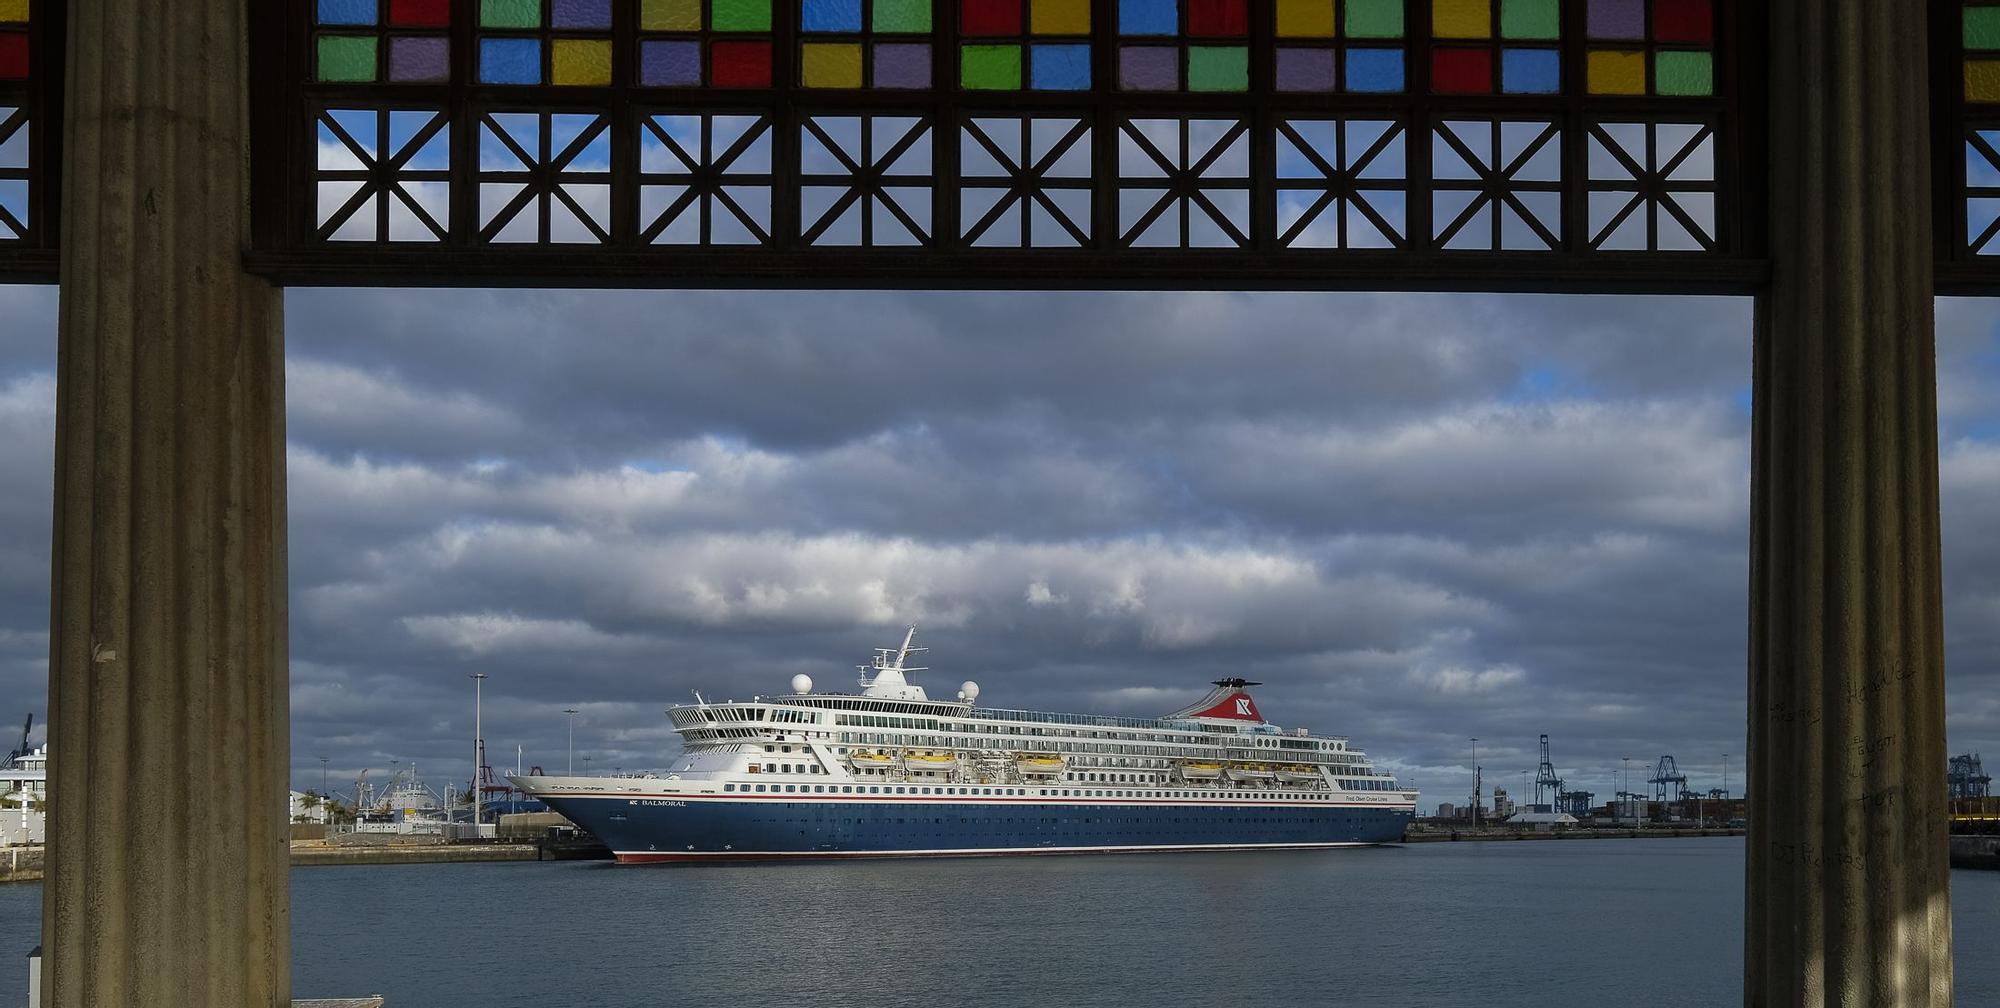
479;37;543;83
1119;0;1178;36
1500;48;1559;94
1345;47;1402;92
801;0;863;32
1031;44;1091;90
318;0;378;25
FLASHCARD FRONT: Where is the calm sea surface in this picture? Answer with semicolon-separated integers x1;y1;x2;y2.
0;838;1990;1007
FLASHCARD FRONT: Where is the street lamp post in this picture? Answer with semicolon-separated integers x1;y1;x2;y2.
317;755;328;822
1520;769;1528;817
472;672;487;833
1723;753;1730;800
564;707;578;776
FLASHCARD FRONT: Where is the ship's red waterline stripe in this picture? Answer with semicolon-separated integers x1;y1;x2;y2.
610;841;1380;863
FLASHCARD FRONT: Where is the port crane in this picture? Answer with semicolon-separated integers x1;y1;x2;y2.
1649;756;1689;803
5;713;30;764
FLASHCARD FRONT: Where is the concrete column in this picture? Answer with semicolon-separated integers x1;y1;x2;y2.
44;0;288;1002
1748;1;1950;1004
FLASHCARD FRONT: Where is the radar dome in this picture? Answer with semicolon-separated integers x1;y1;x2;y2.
790;674;813;694
959;680;980;702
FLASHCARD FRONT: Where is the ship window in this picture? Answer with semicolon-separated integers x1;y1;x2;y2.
723;784;735;792
755;784;767;792
763;746;774;753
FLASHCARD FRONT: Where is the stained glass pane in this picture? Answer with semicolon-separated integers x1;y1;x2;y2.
1348;0;1403;38
551;38;612;84
962;44;1022;89
1275;0;1335;38
318;35;379;81
482;0;542;29
1655;50;1711;96
0;0;27;24
1501;0;1560;40
1031;0;1089;35
0;33;25;81
1187;46;1247;91
713;0;771;30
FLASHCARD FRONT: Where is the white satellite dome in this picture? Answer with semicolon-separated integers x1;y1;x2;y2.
790;673;813;695
959;680;980;702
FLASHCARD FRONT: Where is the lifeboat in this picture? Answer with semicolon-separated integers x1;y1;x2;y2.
1177;761;1223;780
848;750;897;770
1276;765;1323;784
1226;762;1278;782
1014;753;1067;776
901;749;960;773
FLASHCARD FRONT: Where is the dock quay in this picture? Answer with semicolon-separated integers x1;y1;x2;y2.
1403;827;1745;844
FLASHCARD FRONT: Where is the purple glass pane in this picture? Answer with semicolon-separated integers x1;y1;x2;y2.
641;40;702;85
1274;48;1334;91
1119;46;1178;89
553;0;613;29
1586;0;1645;39
389;36;450;81
873;43;931;88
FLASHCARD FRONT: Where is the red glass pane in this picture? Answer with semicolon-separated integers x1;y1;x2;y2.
1652;0;1712;44
711;40;772;86
961;0;1023;36
390;0;452;28
1186;0;1247;37
1431;47;1492;94
0;33;26;80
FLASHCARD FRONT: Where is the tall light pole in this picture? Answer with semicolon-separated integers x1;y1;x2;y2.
1722;753;1730;800
1519;769;1528;816
1622;756;1631;818
1469;738;1478;826
564;707;578;776
472;672;487;832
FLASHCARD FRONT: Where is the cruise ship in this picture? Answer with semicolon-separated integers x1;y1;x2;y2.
511;629;1418;862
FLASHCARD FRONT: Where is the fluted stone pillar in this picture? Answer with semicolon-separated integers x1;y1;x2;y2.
1748;1;1951;1004
44;0;288;1002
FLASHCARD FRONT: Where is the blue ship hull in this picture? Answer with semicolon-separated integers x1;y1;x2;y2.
540;794;1412;862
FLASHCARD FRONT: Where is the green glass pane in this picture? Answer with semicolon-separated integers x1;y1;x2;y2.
1499;0;1559;40
1345;0;1404;39
874;0;931;32
962;44;1022;89
1187;46;1247;91
1968;8;2000;51
316;35;378;82
481;0;541;29
1655;50;1712;96
712;0;771;31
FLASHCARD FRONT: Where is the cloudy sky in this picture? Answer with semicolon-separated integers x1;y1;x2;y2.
0;285;1995;808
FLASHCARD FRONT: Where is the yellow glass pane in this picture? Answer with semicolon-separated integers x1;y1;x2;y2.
1970;61;2000;103
801;42;862;87
551;39;613;85
1031;0;1090;35
1432;0;1490;39
640;0;702;31
0;0;26;23
1587;49;1646;95
1275;0;1336;37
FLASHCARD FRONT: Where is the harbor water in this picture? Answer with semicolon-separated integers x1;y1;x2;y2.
0;838;1993;1006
